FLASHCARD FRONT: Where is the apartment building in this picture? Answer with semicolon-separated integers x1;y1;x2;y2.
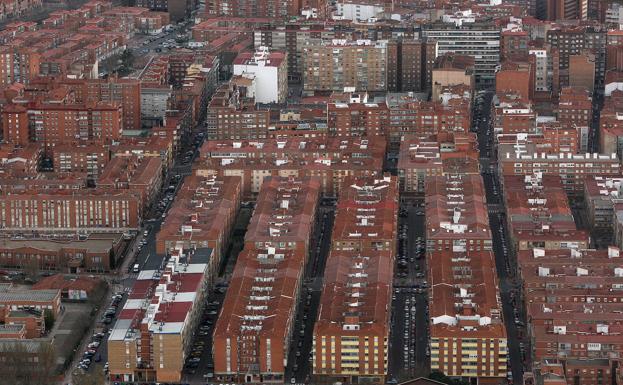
97;155;163;208
108;248;213;383
584;176;623;233
492;93;536;134
599;89;623;157
327;94;389;137
425;174;492;252
385;87;472;147
213;177;320;383
397;133;480;193
428;250;508;380
196;137;385;198
205;81;270;140
495;122;580;155
502;174;590;252
156;175;241;266
423;24;500;88
517;247;623;385
2;101;123;148
498;142;621;197
302;39;388;92
51;143;110;178
232;47;288;104
0;189;142;232
313;175;398;385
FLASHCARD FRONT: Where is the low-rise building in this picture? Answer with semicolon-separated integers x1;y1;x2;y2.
0;284;61;321
0;233;125;273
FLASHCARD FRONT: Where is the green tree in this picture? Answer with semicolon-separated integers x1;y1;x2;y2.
43;309;55;331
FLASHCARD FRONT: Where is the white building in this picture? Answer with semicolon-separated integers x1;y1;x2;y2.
529;48;550;92
232;47;288;104
336;1;385;21
423;25;500;88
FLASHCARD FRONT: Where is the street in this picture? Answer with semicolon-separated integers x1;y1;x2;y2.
475;90;524;384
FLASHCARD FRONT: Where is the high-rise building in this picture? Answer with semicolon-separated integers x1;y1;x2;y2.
302;39;388;92
423;24;500;88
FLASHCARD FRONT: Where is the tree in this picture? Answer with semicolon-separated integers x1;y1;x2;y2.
0;341;57;385
72;365;105;385
44;309;55;332
428;371;471;385
23;257;39;281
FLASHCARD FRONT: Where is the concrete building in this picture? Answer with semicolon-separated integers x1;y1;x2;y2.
423;24;500;88
232;48;288;104
313;175;398;385
108;247;214;383
213;177;320;384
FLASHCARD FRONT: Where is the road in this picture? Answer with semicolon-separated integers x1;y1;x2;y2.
388;202;428;382
474;90;524;384
284;207;335;383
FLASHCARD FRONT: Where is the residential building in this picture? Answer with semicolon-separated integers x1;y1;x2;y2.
397;133;480;193
196;137;385;198
428;250;508;380
302;39;388;92
502;174;589;252
213;177;320;383
423;24;500;88
156;175;241;267
313;175;398;385
425;174;492;251
232;48;288;104
497;142;620;197
108;247;214;382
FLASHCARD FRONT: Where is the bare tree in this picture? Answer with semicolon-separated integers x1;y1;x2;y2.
0;341;57;385
72;364;105;385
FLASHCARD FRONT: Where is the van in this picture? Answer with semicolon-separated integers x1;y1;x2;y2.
143;230;149;237
133;264;140;273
